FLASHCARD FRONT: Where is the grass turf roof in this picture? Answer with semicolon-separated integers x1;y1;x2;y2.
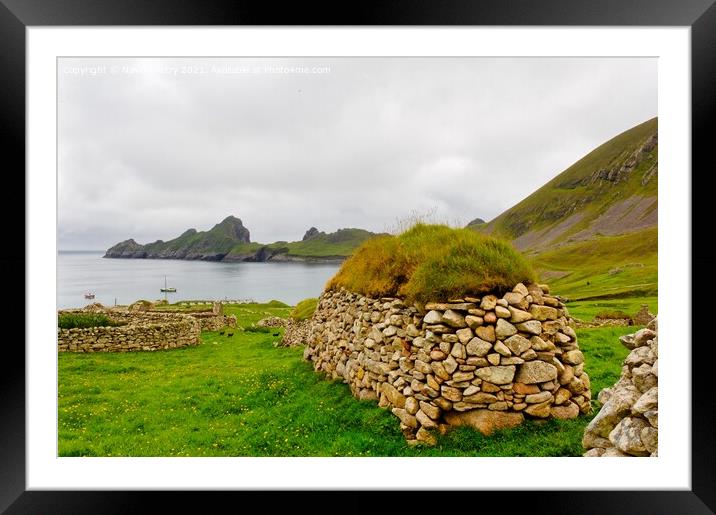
326;224;536;303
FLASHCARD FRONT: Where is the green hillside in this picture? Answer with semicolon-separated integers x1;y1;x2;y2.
105;216;251;260
473;118;658;300
269;228;377;258
531;227;657;300
482;117;657;251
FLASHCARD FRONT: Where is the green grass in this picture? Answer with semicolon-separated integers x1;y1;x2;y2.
58;312;123;329
152;303;213;312
222;242;264;260
58;302;636;457
274;228;378;258
290;298;318;321
223;229;378;261
532;227;657;300
566;296;657;322
328;224;536;303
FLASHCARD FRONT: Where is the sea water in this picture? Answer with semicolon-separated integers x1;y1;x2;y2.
57;251;341;309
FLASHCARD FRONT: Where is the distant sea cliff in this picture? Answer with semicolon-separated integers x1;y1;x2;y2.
104;216;379;263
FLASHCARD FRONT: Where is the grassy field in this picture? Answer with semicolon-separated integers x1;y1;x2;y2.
532;227;657;301
58;302;635;457
566;296;657;322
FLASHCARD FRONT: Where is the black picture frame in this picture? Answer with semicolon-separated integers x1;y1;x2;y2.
3;1;712;512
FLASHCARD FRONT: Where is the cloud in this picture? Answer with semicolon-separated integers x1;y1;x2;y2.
58;57;657;249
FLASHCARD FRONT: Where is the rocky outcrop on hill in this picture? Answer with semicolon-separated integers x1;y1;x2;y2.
105;238;147;258
586;133;657;186
303;227;324;240
582;316;658;457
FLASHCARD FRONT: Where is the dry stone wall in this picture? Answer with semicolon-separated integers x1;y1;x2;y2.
190;312;237;331
574;318;631;329
257;317;289;328
256;316;311;347
583;316;658;457
304;283;592;444
58;310;201;352
280;320;311;347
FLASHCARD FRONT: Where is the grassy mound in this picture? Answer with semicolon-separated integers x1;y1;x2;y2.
290;298;318;321
264;300;290;308
327;224;536;302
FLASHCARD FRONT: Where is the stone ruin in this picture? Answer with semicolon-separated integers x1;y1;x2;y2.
185;302;238;331
304;283;592;444
633;304;655;326
58;302;236;352
57;309;201;353
583;316;658;457
256;316;312;348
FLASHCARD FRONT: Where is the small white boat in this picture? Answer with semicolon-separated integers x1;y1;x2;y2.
160;276;177;293
84;292;95;299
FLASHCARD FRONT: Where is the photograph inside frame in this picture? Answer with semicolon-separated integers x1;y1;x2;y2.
56;56;658;457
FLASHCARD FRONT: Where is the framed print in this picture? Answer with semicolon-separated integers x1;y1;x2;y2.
4;0;713;512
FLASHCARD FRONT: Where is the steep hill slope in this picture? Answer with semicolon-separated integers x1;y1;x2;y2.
476;118;658;300
483;117;657;253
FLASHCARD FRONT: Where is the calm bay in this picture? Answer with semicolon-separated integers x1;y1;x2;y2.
57;251;341;309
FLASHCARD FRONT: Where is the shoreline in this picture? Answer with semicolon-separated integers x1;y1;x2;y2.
101;254;346;265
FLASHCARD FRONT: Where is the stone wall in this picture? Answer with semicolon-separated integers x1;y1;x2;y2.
190;312;237;331
304;283;592;444
58;310;201;352
280;319;311;347
257;317;289;328
574;317;631;329
255;316;310;347
583;316;658;456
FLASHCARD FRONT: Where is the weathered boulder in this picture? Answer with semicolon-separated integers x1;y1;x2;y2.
515;361;558;384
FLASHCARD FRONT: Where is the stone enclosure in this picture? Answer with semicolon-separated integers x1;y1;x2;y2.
58;302;236;352
304;283;592;444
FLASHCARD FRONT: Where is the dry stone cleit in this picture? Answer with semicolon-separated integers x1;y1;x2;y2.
303;285;591;444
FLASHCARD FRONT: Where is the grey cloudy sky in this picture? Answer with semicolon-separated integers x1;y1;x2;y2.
58;57;656;250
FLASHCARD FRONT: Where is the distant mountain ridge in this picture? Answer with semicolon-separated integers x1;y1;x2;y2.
105;216;379;263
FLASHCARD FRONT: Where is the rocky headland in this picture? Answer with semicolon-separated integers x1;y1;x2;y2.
104;216;378;263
